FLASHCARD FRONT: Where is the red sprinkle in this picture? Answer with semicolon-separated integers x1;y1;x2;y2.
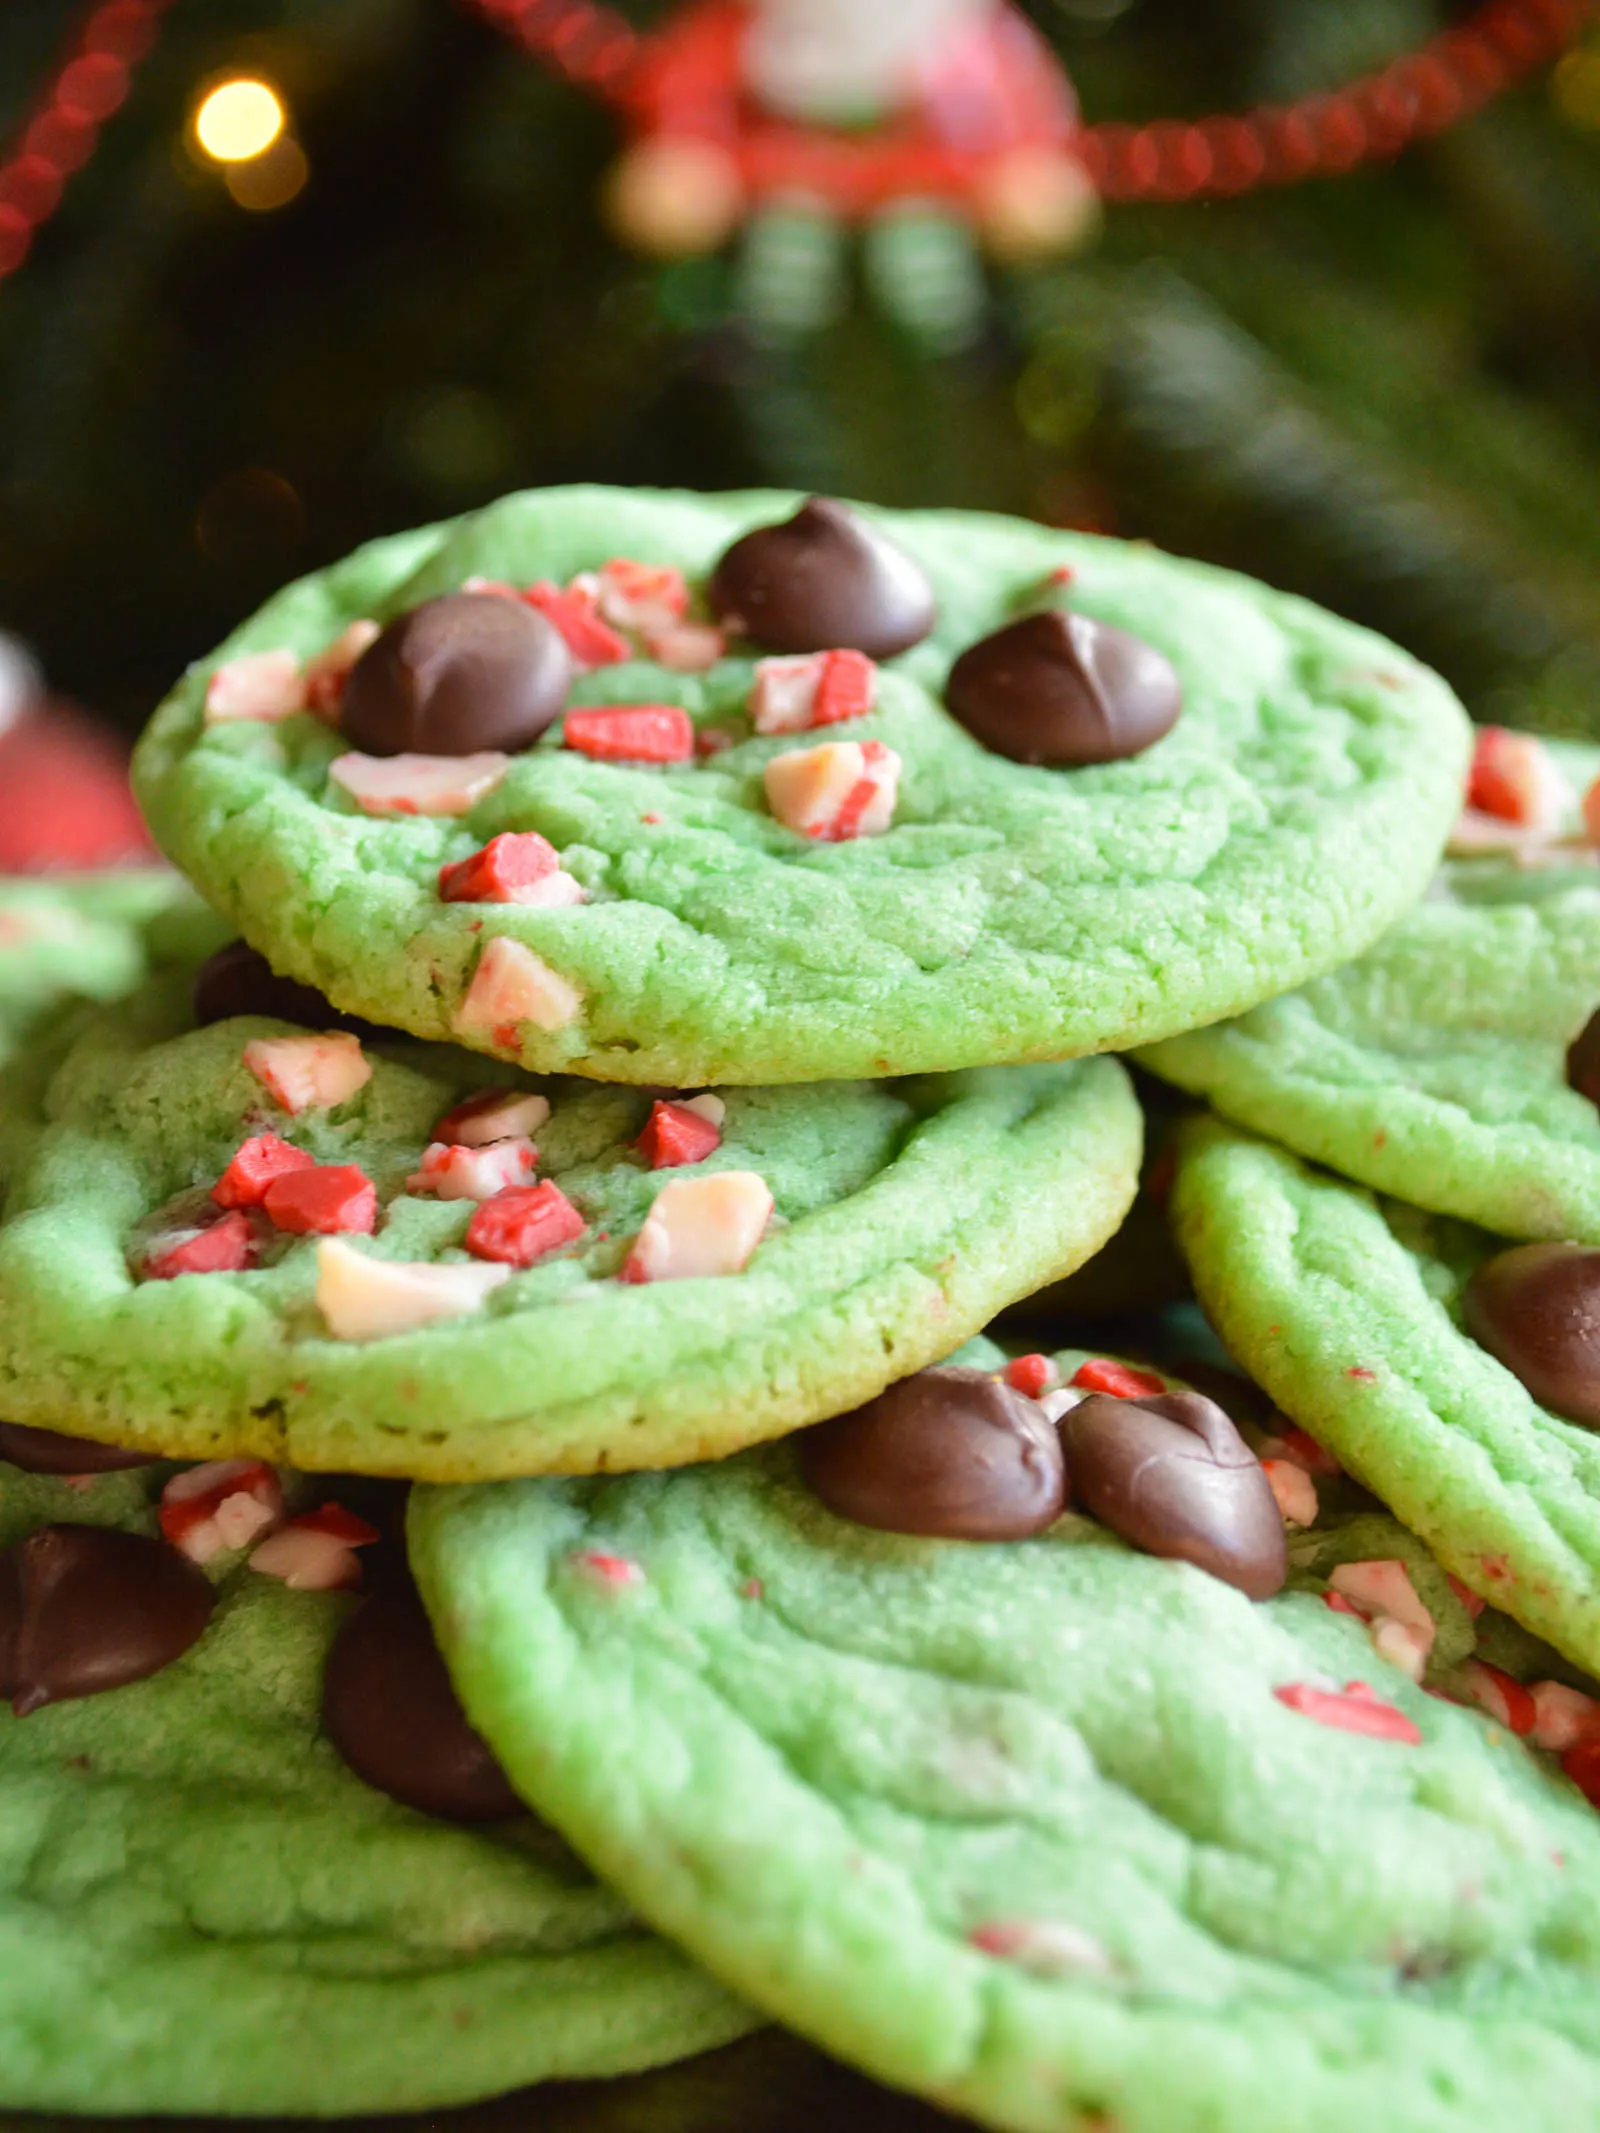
439;831;559;904
1071;1358;1165;1400
1346;1366;1378;1384
145;1212;256;1280
1274;1681;1422;1745
571;1550;644;1588
523;581;629;666
212;1133;314;1210
466;1180;586;1268
564;704;694;764
262;1165;378;1236
1447;1573;1487;1619
811;648;877;726
1004;1354;1056;1399
636;1099;721;1170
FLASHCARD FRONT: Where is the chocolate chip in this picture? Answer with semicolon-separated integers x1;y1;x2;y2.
1060;1391;1287;1599
0;1525;214;1717
1463;1243;1600;1428
0;1424;158;1477
322;1580;522;1823
799;1366;1066;1542
340;594;573;758
193;940;377;1035
1568;1010;1600;1106
709;499;936;659
945;610;1182;767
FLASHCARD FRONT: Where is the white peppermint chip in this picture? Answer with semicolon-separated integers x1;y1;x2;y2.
243;1033;371;1115
456;936;584;1039
329;750;509;818
316;1238;511;1341
205;649;306;725
625;1170;773;1283
407;1137;538;1202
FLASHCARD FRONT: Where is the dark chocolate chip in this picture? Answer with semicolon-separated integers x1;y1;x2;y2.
0;1423;158;1477
322;1580;523;1823
799;1365;1066;1542
945;609;1182;767
340;594;573;759
1568;1010;1600;1106
709;498;936;659
192;940;377;1036
0;1525;214;1717
1060;1390;1287;1599
1463;1242;1600;1428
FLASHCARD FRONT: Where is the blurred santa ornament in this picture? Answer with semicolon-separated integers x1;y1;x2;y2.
605;0;1098;348
0;634;156;874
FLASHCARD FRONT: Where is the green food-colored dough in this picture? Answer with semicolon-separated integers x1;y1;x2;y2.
0;1460;751;2115
410;1338;1600;2133
133;487;1471;1086
1142;742;1600;1242
1170;1114;1600;1683
0;965;1137;1478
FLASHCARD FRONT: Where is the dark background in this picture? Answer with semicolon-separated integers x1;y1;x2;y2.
2;0;1599;736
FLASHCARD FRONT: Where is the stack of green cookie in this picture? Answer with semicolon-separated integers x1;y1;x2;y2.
8;486;1600;2131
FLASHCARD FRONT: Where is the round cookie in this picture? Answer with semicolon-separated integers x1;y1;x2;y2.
0;960;1138;1479
0;872;182;1059
133;486;1471;1086
1141;738;1600;1243
410;1337;1600;2133
0;1452;750;2114
1170;1114;1600;1685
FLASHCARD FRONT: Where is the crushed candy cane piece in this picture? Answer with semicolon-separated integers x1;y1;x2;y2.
303;620;381;720
563;704;695;764
749;649;877;735
1261;1458;1318;1528
213;1133;315;1211
1258;1424;1342;1478
764;739;900;841
679;1093;725;1128
439;831;585;908
1329;1561;1436;1657
434;1088;551;1147
204;649;304;725
636;1098;722;1170
595;559;690;632
315;1238;510;1340
524;580;630;667
1070;1357;1165;1399
1562;1735;1600;1806
1447;1573;1487;1618
1274;1681;1422;1745
1467;726;1570;832
621;1170;773;1284
1529;1680;1600;1752
330;750;509;818
644;621;726;671
1454;1659;1538;1735
408;1137;538;1202
466;1180;586;1268
1371;1617;1430;1684
143;1211;257;1281
263;1163;378;1236
569;1550;645;1588
1004;1354;1057;1400
243;1033;371;1116
250;1503;380;1592
1324;1591;1363;1618
160;1459;284;1564
456;936;584;1039
968;1919;1111;1978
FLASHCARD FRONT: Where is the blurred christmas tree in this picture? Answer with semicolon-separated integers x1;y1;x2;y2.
1;0;1597;736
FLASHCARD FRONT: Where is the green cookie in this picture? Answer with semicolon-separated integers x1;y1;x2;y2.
1142;741;1600;1243
0;872;183;1056
410;1338;1600;2133
1171;1114;1600;1683
0;1458;750;2115
133;486;1470;1086
0;965;1137;1478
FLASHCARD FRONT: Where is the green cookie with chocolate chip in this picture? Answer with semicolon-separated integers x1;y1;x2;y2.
133;485;1470;1086
0;1444;751;2114
0;946;1138;1479
409;1331;1600;2133
1142;738;1600;1244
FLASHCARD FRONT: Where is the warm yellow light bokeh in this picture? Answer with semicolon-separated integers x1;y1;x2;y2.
194;79;286;164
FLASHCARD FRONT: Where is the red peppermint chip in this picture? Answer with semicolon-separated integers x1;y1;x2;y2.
212;1133;315;1211
466;1181;586;1268
563;705;694;765
1003;1354;1056;1399
1069;1358;1165;1399
439;831;560;904
1562;1735;1600;1809
813;648;878;724
1274;1680;1422;1745
636;1099;721;1170
523;582;629;667
144;1211;256;1281
262;1165;378;1236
